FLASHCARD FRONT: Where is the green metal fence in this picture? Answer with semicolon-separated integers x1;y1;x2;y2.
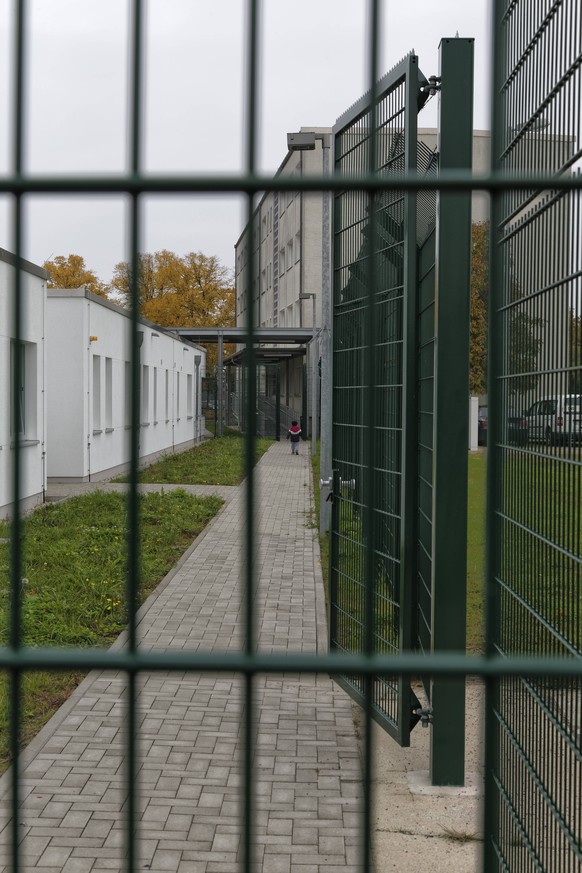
329;40;473;788
2;1;582;872
330;52;428;747
487;1;582;868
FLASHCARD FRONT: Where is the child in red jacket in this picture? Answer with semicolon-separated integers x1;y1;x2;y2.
286;420;302;454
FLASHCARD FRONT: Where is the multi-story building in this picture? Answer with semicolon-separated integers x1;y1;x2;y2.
234;128;331;429
235;127;330;331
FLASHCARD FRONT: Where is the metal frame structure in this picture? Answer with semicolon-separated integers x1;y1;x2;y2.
328;38;474;785
2;2;581;871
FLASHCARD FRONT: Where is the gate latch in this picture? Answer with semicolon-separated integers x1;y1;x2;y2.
413;706;433;727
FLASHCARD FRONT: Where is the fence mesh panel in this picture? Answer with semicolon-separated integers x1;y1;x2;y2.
488;1;582;868
2;2;582;872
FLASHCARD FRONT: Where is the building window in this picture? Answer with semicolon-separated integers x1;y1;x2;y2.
187;374;193;417
153;366;158;423
105;357;113;429
165;369;169;421
142;365;150;424
287;240;293;270
124;362;131;427
295;232;301;263
92;355;101;432
280;248;286;274
10;340;37;440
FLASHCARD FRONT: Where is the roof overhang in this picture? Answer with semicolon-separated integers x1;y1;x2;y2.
174;327;314;344
225;346;306;365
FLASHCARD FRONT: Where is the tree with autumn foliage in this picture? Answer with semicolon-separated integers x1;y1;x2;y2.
470;222;489;397
570;310;582;394
43;254;109;298
110;250;235;372
469;221;543;400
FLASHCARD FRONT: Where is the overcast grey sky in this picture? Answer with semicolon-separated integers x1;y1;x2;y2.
0;1;490;283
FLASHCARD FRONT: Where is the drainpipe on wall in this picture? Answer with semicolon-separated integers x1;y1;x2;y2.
87;301;91;481
41;282;47;503
194;355;201;442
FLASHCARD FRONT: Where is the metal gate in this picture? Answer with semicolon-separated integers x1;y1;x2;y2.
329;39;474;771
330;52;425;746
4;2;582;872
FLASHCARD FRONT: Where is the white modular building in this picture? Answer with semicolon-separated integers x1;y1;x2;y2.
0;249;49;519
47;288;206;483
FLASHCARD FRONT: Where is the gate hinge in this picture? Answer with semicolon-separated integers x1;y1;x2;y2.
320;477;334;504
413;706;433;727
421;75;441;96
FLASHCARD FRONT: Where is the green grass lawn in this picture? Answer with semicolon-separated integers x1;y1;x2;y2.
113;430;272;486
311;446;487;653
0;430;275;771
0;488;222;771
466;451;486;652
310;441;330;602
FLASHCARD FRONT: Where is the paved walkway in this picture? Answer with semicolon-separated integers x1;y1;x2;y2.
0;440;364;872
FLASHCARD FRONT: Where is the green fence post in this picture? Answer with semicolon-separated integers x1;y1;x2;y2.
275;364;281;440
302;363;308;439
430;36;474;786
217;332;224;437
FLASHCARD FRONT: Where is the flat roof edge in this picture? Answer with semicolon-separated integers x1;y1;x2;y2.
0;248;50;280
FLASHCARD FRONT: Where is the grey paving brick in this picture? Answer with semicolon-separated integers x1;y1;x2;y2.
0;443;362;870
37;845;73;866
61;859;96;873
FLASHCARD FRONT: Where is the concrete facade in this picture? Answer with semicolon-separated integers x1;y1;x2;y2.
47;289;206;483
235;127;329;332
0;250;49;519
234;128;331;425
418;127;490;223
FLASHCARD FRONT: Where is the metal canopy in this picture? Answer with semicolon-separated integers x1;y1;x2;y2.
225;346;305;365
174;327;314;344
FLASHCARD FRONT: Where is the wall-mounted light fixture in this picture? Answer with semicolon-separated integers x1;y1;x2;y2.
287;132;316;151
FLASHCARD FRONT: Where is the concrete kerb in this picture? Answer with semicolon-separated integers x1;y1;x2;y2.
305;448;329;656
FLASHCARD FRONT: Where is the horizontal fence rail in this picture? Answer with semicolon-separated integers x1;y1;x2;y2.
2;1;581;872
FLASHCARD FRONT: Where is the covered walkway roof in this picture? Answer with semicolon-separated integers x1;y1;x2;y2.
174;327;313;344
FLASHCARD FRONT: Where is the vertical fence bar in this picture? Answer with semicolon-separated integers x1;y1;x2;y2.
429;37;474;786
484;1;509;858
275;364;281;440
217;332;224;437
362;2;381;869
319;132;333;533
243;2;260;870
399;52;421;738
126;1;145;870
9;2;27;869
